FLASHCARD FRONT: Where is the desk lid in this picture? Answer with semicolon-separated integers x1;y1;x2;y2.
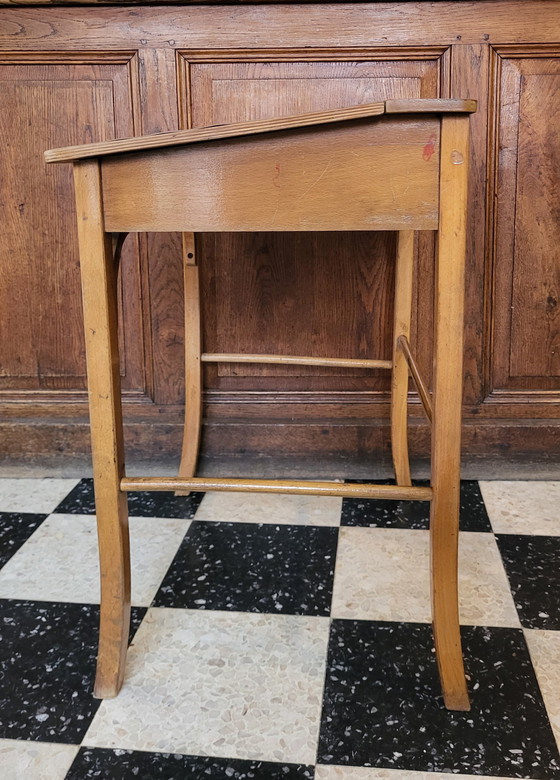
44;98;476;164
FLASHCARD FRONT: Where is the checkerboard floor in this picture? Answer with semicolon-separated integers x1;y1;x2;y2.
0;477;559;779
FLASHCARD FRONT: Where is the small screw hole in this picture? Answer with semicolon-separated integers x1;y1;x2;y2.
187;252;194;259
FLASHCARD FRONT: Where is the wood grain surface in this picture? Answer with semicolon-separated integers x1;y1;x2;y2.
45;98;474;163
73;159;131;698
1;0;559;468
2;3;560;48
100;118;440;232
0;58;146;397
430;113;470;711
491;48;560;394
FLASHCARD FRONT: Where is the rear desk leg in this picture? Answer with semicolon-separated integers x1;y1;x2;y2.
391;230;414;486
177;233;202;489
74;160;131;698
431;116;470;711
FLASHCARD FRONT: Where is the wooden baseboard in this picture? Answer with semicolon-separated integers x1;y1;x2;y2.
1;416;559;473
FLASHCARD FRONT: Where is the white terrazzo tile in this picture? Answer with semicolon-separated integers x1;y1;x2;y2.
0;478;79;514
331;528;519;627
0;739;78;780
84;608;329;763
193;490;342;526
524;628;560;750
0;514;190;606
479;480;560;535
315;767;516;779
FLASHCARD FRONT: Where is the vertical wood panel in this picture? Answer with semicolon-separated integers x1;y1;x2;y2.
0;57;146;396
137;47;182;404
183;54;443;397
510;68;560;376
200;231;397;389
449;43;489;405
0;79;112;383
491;49;560;393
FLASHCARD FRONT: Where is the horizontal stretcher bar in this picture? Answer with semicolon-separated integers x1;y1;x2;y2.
120;477;432;501
201;353;392;369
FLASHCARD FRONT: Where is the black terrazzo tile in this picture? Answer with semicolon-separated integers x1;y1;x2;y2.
153;520;338;615
0;512;47;568
318;620;560;778
53;478;96;513
497;534;560;630
66;748;315;779
53;477;204;519
341;479;491;531
126;488;204;519
0;600;145;743
458;480;493;531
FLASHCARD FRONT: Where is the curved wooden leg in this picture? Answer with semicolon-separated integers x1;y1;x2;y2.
177;233;202;490
431;115;470;711
430;486;469;710
74;161;131;699
390;230;414;486
94;492;131;699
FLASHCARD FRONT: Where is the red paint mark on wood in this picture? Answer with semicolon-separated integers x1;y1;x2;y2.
422;134;437;161
273;162;281;188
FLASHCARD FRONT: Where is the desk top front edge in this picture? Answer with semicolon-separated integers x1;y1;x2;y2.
44;98;476;165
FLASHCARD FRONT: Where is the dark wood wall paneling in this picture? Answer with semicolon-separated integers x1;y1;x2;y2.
0;2;559;470
489;46;560;398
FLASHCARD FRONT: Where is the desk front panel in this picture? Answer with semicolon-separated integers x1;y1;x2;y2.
101;118;440;233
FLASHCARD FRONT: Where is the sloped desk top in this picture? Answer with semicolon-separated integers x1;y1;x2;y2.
45;99;476;164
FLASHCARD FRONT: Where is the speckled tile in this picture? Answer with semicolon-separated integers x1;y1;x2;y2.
0;514;191;606
497;534;560;629
0;739;79;780
318;620;560;778
84;608;329;764
315;767;518;779
480;481;560;536
331;528;519;627
67;747;315;779
53;478;204;519
0;512;47;568
194;490;342;526
153;520;338;615
0;600;145;743
341;480;491;532
0;479;79;514
2;476;559;778
525;629;560;751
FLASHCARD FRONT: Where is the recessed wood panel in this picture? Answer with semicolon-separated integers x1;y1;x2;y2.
183;56;442;390
0;2;559;468
189;61;435;125
491;51;560;393
0;58;146;395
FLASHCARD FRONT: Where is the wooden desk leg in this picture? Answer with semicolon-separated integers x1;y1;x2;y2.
177;233;203;489
74;160;131;699
431;115;470;711
391;230;414;486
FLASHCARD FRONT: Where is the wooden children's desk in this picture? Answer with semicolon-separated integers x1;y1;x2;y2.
46;98;476;711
